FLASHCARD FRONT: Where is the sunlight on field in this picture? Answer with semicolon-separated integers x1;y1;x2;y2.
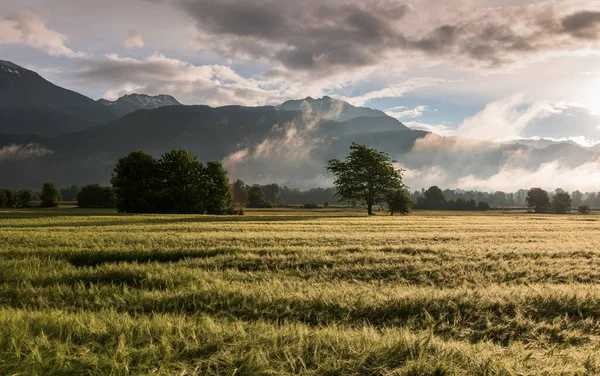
1;208;600;375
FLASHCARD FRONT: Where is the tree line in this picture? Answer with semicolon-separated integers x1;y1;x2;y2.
3;143;598;216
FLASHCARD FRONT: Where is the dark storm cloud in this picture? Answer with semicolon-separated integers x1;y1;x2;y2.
561;10;600;39
173;0;600;74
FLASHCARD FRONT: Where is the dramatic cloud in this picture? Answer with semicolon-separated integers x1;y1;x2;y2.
0;10;86;58
177;0;600;76
561;10;600;39
70;53;287;105
0;144;53;161
124;29;145;48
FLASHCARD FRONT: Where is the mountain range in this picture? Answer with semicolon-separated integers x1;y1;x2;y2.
0;60;599;190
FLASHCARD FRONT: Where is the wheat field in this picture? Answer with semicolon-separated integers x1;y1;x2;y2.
1;208;600;375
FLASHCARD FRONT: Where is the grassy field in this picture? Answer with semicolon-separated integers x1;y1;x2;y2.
1;207;600;375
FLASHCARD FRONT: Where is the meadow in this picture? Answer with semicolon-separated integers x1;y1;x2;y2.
1;207;600;375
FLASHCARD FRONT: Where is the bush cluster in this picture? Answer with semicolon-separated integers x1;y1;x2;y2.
77;185;116;208
413;186;491;211
111;149;233;214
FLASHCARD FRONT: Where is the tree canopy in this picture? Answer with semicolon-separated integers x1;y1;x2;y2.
111;149;233;214
40;183;61;208
526;188;551;213
327;143;404;215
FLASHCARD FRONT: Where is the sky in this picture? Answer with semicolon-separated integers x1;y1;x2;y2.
1;0;600;146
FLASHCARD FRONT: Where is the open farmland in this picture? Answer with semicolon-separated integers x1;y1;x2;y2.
2;208;600;375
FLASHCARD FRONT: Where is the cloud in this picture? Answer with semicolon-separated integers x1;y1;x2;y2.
0;9;86;58
124;29;145;48
222;102;332;187
403;121;454;136
456;160;600;192
455;94;568;142
561;10;600;39
386;105;427;119
174;0;600;76
70;53;285;105
0;144;53;161
344;78;447;106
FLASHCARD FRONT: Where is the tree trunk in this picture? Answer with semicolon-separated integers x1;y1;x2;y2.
367;204;373;215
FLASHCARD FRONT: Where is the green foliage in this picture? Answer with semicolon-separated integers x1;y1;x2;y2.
262;183;283;206
552;190;572;214
416;186;447;210
246;185;268;208
4;190;15;208
111;149;233;214
15;190;32;208
40;183;61;208
327;143;404;215
203;161;233;215
526;188;551;213
387;189;411;215
157;149;205;214
111;150;160;213
578;205;591;214
0;190;7;208
77;184;116;208
414;187;490;211
303;203;319;209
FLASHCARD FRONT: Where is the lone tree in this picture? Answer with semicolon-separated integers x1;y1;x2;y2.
526;188;550;213
40;183;61;208
327;143;405;215
552;189;572;214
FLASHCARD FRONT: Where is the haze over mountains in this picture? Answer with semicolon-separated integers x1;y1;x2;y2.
1;60;599;191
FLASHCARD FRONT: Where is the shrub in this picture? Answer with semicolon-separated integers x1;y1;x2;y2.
578;205;591;214
77;184;116;208
303;203;319;209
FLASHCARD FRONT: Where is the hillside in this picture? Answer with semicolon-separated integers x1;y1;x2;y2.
0;60;116;136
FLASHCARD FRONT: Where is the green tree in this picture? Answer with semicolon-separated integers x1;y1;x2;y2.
157;149;205;214
4;190;15;208
262;184;283;206
326;143;404;215
77;184;116;208
418;186;447;210
40;183;61;208
387;189;411;216
552;190;572;214
111;150;160;213
232;179;248;205
204;161;233;214
526;188;550;213
0;190;7;208
247;185;267;208
16;190;32;208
